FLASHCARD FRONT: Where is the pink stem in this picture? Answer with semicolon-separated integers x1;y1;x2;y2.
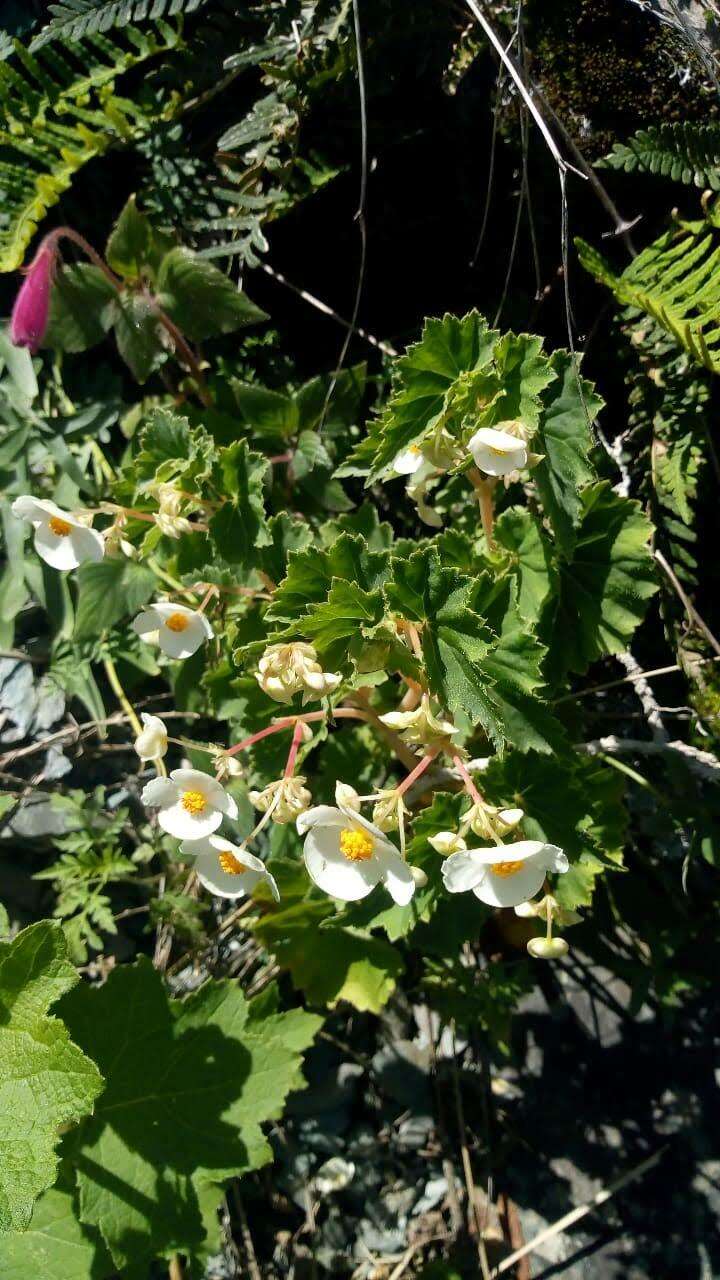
283;720;305;777
197;585;217;614
395;748;439;799
452;753;483;806
225;706;371;758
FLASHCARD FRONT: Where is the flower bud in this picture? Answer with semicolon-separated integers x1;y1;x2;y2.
428;830;467;855
256;643;342;705
249;776;312;825
410;865;428;889
212;749;244;782
380;695;455;748
134;713;168;762
527;936;569;961
371;789;409;833
335;782;361;811
10;239;57;353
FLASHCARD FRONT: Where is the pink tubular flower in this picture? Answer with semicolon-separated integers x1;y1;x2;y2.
10;239;57;352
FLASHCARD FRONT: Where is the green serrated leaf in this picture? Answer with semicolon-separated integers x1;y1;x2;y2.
208;441;270;568
61;959;320;1269
0;922;103;1232
266;533;391;625
533;351;602;555
494;506;557;625
0;1164;111;1280
552;482;658;676
110;293;164;383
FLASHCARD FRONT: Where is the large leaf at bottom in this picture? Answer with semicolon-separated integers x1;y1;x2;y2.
0;922;103;1232
61;960;320;1269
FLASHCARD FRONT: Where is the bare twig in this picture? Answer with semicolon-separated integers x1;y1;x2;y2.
615;652;668;743
232;1186;262;1280
655;549;720;659
579;736;720;782
257;262;397;356
491;1147;668;1276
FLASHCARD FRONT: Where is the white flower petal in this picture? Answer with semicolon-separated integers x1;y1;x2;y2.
133;609;162;637
141;776;178;808
393;446;424;475
12;496;69;526
473;860;547;908
468;427;527;477
441;850;488;893
68;525;105;565
157;800;223;840
296;805;346;836
157;615;208;659
375;846;416;905
34;523;82;570
195;847;263;899
304;825;380;900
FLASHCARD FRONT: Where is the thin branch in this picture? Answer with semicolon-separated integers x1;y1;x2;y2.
463;0;586;180
554;655;720;705
615;652;668;743
492;1147;668;1276
257;262;397;355
579;736;720;783
655;548;720;659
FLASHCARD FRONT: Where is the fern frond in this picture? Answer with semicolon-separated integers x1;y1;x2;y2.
600;123;720;190
577;221;720;373
30;0;205;48
0;26;180;270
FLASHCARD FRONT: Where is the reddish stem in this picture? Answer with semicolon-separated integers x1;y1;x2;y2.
226;707;371;758
395;748;439;799
283;720;306;778
452;753;483;806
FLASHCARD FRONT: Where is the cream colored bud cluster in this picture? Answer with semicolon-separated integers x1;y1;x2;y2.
249;775;312;825
379;694;457;750
149;482;195;540
256;642;342;705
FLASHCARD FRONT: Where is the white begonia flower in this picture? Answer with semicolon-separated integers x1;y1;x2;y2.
180;834;279;901
392;444;425;475
141;767;238;839
256;642;342;705
466;803;525;840
297;794;416;905
380;695;456;749
104;515;136;561
467;426;528;477
12;496;104;571
249;775;312;825
428;831;467;856
441;840;568;908
132;601;213;659
134;713;168;762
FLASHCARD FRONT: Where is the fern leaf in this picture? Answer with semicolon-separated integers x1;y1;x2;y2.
600;123;720;190
577;222;720;374
0;28;180;271
30;0;205;48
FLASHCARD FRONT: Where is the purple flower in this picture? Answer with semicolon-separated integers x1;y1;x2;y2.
10;240;57;353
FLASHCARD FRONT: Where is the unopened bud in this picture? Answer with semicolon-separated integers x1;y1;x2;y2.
11;238;57;353
335;781;361;811
134;713;168;762
428;830;467;855
213;750;244;782
527;936;569;960
410;865;428;889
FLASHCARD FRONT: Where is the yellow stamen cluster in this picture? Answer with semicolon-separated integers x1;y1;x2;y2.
165;612;190;633
181;789;207;815
49;516;72;537
490;860;523;878
218;851;249;875
339;828;374;862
